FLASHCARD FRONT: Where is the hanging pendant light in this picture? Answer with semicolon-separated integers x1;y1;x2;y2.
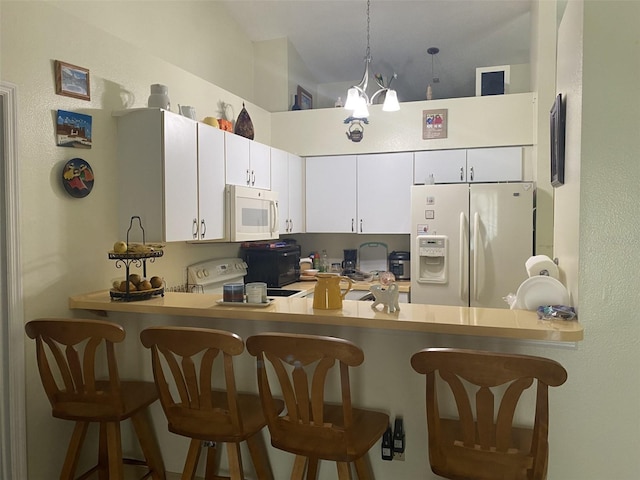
344;0;400;118
426;47;440;100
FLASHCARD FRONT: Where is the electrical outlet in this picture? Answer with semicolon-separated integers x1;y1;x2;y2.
393;451;405;461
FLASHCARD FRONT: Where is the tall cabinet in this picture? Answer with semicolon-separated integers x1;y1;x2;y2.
116;109;225;243
271;147;304;234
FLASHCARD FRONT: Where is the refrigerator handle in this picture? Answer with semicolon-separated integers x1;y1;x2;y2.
459;212;465;300
473;212;480;301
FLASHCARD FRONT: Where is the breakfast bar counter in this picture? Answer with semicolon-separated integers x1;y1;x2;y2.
69;290;583;342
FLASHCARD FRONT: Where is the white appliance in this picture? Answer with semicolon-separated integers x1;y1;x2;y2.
226;184;279;242
187;257;248;293
410;183;534;308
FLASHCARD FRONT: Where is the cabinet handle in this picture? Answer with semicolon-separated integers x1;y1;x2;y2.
246;169;250;185
351;218;355;232
360;219;363;233
251;170;256;185
200;219;206;239
460;167;464;181
289;218;293;232
470;166;474;182
192;218;198;239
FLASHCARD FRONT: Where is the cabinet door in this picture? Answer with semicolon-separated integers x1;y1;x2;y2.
357;152;414;234
250;141;271;189
225;132;250;186
414;150;467;184
270;147;290;233
197;123;226;241
466;147;522;183
287;153;304;234
306;156;357;233
163;114;199;242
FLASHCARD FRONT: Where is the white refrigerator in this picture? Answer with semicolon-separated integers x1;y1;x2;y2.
410;183;534;308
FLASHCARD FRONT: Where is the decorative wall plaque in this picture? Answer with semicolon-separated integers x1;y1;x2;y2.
422;108;448;140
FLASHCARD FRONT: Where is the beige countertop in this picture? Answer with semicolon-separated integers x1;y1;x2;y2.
69;290;583;342
285;279;411;294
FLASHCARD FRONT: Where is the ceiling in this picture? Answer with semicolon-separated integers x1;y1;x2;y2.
220;0;533;103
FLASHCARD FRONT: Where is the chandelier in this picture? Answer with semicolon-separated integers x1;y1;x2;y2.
344;0;400;118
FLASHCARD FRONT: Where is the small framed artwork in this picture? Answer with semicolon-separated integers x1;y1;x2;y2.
55;60;90;101
297;85;313;110
550;93;566;187
423;108;448;140
56;110;92;148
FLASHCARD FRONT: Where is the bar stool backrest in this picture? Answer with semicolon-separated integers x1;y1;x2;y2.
411;348;567;480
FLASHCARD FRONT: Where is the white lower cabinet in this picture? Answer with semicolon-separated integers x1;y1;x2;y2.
305;153;413;234
414;147;522;184
116;109;225;243
271;148;304;234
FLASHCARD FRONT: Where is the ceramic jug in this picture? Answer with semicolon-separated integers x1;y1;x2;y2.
313;273;353;310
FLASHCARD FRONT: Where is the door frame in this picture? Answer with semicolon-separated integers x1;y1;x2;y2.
0;81;28;479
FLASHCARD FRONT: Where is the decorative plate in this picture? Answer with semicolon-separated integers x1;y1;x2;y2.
62;158;94;198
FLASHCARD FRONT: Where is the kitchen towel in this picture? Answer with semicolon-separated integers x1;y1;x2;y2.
525;255;559;280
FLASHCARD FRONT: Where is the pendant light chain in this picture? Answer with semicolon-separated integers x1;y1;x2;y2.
366;0;371;61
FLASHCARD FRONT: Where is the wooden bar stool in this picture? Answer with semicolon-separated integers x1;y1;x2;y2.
246;332;389;480
25;317;166;480
140;326;282;480
410;348;568;480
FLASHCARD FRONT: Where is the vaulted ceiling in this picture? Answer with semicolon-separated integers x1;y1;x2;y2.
221;0;533;102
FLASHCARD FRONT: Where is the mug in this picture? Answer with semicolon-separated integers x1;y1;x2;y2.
178;105;196;120
245;282;267;304
223;282;244;303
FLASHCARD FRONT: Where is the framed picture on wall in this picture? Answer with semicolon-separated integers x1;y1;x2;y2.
297;85;313;110
55;60;91;101
550;93;566;187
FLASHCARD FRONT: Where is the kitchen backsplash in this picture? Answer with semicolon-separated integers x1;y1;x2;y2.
150;233;410;291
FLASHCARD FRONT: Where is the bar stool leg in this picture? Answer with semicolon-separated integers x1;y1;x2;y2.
246;432;274;480
105;421;123;479
354;455;374;480
290;455;306;480
182;439;202;480
226;442;244;480
60;421;89;480
131;409;166;479
336;462;352;480
306;457;319;480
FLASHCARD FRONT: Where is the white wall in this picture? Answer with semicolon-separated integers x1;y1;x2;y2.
0;2;267;477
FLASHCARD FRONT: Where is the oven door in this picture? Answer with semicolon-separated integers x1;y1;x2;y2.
227;184;279;242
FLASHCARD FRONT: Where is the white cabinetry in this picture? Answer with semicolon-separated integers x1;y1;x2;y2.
271;148;304;234
357;153;413;234
305;153;413;234
306;156;357;233
414;147;522;184
116;109;225;242
225;133;271;189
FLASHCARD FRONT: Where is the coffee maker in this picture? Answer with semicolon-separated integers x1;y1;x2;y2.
342;249;357;275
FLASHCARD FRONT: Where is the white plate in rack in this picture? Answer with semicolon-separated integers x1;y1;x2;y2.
511;276;570;310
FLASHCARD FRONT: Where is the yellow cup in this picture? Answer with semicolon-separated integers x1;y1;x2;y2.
202;116;219;128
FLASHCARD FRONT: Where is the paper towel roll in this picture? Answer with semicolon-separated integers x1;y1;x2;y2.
525;255;559;279
524;255;560;280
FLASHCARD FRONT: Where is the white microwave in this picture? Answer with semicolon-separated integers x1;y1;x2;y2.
226;184;279;242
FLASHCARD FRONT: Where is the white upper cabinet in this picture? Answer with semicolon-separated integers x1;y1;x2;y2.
414;149;468;183
271;148;304;234
225;133;271;189
116;109;225;243
196;123;226;241
305;153;413;234
465;147;522;183
306;156;357;233
414;147;522;183
357;152;414;234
